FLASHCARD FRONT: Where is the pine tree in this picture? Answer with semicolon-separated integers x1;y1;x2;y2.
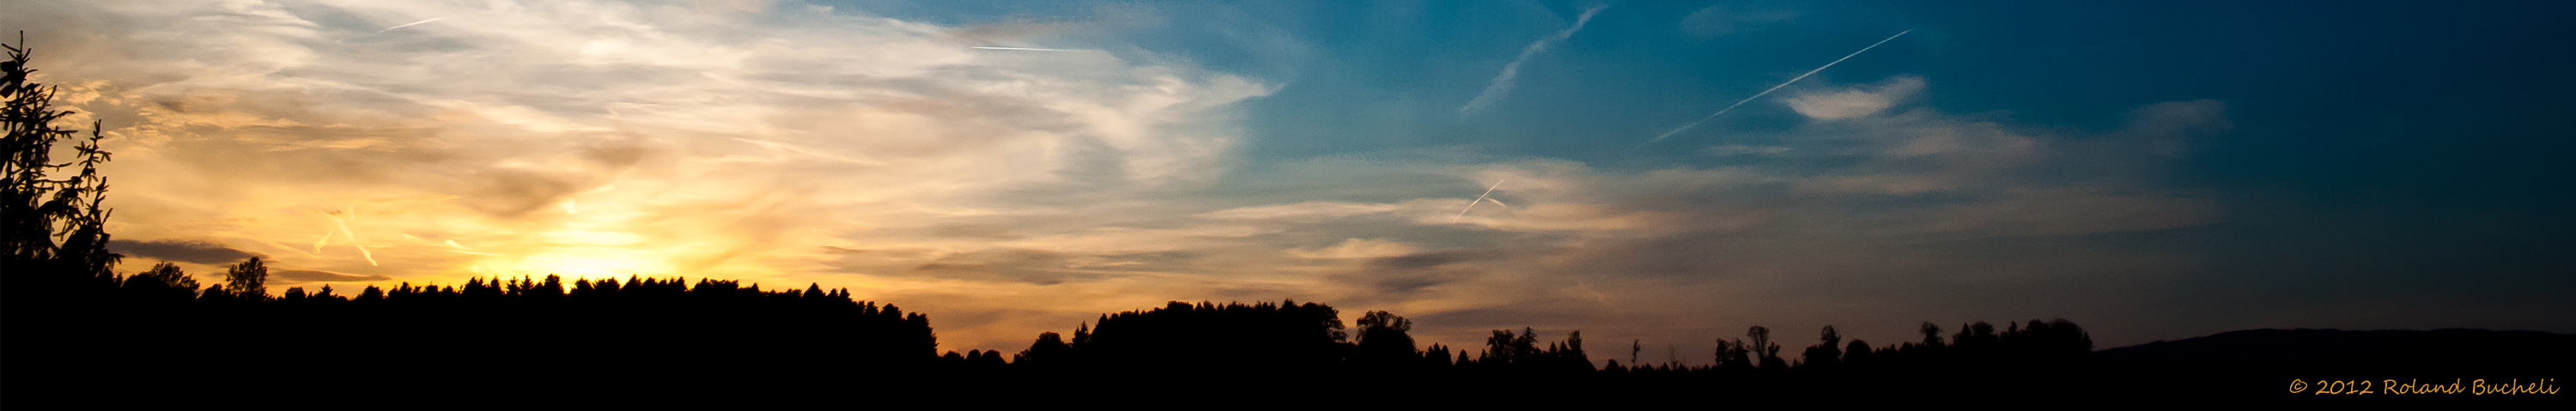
3;33;120;300
2;33;76;266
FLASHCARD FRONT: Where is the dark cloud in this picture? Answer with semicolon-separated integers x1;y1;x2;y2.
108;239;261;264
462;168;582;218
1372;274;1451;296
580;136;657;169
902;249;1103;286
1413;305;1598;333
831;246;1204;286
1340;251;1500;299
1366;251;1482;270
270;269;392;284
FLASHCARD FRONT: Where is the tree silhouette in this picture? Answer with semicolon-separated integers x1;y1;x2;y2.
1014;331;1073;367
1955;321;1998;350
3;33;76;267
122;261;199;300
1715;338;1753;370
1801;325;1843;368
3;33;119;293
1076;300;1351;373
222;257;268;301
52;120;115;283
1746;325;1785;370
1485;328;1534;364
1352;310;1419;365
1354;311;1412;345
1842;339;1872;366
1471;327;1590;372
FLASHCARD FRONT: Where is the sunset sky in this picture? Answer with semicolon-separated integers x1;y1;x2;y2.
9;0;2571;359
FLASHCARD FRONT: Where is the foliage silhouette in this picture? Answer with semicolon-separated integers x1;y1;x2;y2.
221;257;268;301
1352;310;1419;366
1078;299;1350;372
122;261;199;300
1800;325;1842;368
4;33;122;313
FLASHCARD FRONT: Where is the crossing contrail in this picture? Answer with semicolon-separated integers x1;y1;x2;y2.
971;46;1071;51
1635;29;1912;150
1453;179;1508;223
377;16;450;33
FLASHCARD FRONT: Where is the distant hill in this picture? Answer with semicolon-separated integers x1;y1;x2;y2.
2097;328;2575;372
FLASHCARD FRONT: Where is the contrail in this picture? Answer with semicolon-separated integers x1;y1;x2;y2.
311;229;332;254
377;16;450;33
733;137;884;165
1459;3;1610;115
258;239;320;257
328;207;378;266
1635;29;1912;150
971;46;1071;51
1453;179;1507;223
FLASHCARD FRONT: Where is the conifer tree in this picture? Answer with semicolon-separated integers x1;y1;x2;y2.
3;33;121;304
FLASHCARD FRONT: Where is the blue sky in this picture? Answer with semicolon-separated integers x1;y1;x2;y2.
11;0;2570;357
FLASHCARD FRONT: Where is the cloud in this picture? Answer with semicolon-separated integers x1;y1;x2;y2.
109;239;263;264
902;249;1103;286
1709;145;1792;156
1196;202;1399;221
1368;251;1486;270
1459;3;1610;114
1788;75;1927;120
271;269;392;284
2120;100;2233;156
1289;239;1421;260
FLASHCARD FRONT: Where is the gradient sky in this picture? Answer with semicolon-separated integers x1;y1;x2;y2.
9;0;2571;360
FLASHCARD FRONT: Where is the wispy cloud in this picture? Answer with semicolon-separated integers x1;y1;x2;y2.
1786;75;1926;120
272;269;393;284
970;46;1073;52
109;239;262;264
1458;3;1610;115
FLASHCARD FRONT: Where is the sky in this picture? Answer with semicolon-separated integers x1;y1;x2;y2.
7;0;2572;361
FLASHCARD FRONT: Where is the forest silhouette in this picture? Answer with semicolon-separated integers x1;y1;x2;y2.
3;34;2563;403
